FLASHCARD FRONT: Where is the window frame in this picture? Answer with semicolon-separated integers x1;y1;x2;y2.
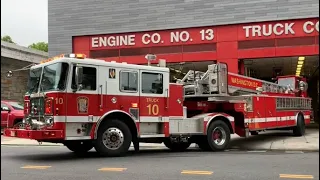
71;65;97;91
119;70;139;93
141;72;164;95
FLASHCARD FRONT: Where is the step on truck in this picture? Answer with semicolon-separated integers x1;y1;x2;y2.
4;53;313;156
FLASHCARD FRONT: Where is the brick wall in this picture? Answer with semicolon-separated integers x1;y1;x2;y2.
48;0;319;56
1;57;30;103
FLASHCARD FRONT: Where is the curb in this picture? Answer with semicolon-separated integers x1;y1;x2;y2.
0;143;166;148
228;147;319;152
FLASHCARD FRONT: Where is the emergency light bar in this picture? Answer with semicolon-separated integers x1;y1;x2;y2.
40;53;86;64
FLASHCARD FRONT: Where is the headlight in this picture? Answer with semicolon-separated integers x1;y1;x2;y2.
45;117;54;126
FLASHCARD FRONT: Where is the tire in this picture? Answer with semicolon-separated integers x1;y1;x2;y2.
164;139;191;152
293;114;305;136
64;141;93;155
94;119;132;157
206;120;231;151
13;120;24;129
196;136;211;151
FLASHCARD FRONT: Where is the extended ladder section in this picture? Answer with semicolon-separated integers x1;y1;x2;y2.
176;63;293;98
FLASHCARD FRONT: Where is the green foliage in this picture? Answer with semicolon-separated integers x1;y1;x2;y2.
1;35;15;43
28;42;48;52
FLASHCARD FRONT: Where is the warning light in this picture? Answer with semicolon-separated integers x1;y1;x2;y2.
40;54;86;64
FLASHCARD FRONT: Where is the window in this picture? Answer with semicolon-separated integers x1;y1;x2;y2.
41;62;69;92
7;101;24;110
141;72;163;94
72;66;97;91
1;103;10;111
120;71;138;92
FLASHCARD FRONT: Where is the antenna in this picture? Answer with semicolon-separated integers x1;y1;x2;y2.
6;63;35;78
145;54;157;66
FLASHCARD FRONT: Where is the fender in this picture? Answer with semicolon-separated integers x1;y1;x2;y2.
205;113;235;134
94;110;138;139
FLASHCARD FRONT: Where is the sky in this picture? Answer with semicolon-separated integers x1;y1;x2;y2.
1;0;48;47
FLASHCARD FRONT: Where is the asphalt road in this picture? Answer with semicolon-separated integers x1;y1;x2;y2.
1;146;319;180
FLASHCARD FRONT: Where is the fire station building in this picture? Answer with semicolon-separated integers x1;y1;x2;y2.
48;0;319;122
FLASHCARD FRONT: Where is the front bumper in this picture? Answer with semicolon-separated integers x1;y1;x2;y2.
3;128;64;140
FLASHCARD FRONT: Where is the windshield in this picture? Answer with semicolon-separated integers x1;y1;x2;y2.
26;62;69;94
40;62;69;92
7;101;24;110
26;67;42;94
278;77;295;89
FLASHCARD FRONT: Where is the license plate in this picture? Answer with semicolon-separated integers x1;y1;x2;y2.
10;131;16;137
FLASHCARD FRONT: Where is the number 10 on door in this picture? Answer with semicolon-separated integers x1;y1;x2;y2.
147;104;159;116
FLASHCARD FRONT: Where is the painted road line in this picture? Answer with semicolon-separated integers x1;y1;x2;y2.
285;151;304;154
98;167;127;172
247;150;267;153
21;165;51;169
181;170;213;175
280;174;314;179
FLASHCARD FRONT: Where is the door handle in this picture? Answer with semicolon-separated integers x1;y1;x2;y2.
165;89;169;109
99;85;103;109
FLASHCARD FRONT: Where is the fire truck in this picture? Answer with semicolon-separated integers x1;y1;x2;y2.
4;53;312;157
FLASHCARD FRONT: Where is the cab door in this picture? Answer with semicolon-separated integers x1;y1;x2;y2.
139;70;169;123
66;64;100;123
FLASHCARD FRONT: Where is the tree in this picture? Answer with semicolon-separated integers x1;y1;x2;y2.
1;35;15;43
28;42;48;52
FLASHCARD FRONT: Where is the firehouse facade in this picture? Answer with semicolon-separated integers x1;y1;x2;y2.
72;18;319;74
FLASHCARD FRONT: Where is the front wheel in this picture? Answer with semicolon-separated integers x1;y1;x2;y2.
207;120;231;151
94;120;132;157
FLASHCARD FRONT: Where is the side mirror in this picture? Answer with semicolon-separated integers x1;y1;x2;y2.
1;106;11;112
75;66;83;91
6;71;13;78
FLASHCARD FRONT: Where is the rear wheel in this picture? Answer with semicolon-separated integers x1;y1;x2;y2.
164;140;191;152
94;119;132;157
207;120;231;151
293;114;305;136
64;141;93;155
196;136;211;151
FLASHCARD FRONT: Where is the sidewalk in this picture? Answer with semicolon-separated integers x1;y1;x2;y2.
229;129;319;152
1;129;319;151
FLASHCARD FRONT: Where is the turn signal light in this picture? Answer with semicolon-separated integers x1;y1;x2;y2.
45;98;54;115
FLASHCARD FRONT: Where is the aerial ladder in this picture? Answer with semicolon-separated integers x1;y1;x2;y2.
175;63;305;100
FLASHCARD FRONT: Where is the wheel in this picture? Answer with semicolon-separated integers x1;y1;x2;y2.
293;114;305;136
196;136;211;151
250;131;259;135
206;120;231;151
64;141;93;155
13;121;24;129
94;120;132;157
164;139;191;152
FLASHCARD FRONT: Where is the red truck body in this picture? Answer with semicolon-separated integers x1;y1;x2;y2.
3;54;312;157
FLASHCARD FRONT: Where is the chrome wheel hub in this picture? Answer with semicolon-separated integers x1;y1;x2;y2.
102;127;124;150
212;127;226;146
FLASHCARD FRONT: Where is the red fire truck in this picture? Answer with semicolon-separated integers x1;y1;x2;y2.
4;53;312;157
